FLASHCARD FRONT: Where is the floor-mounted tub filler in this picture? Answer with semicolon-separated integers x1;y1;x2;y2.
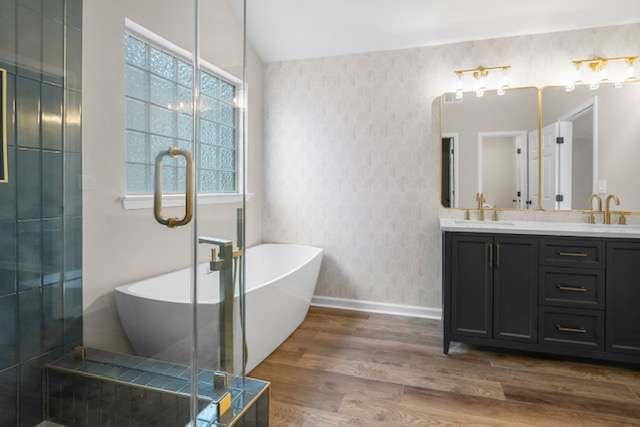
115;244;323;372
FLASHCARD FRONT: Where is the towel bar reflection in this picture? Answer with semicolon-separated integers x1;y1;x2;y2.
153;147;194;228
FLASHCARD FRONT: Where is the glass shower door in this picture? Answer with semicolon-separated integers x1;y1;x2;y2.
191;0;265;424
0;0;263;425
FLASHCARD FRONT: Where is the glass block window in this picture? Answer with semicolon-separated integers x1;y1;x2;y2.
124;33;238;194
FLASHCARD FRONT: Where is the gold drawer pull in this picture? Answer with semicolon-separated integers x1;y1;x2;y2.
558;251;588;257
556;285;588;293
555;325;587;334
154;147;194;228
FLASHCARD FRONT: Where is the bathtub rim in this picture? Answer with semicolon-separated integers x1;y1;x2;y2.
114;243;323;305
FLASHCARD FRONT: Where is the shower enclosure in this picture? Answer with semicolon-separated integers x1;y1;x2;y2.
0;0;266;425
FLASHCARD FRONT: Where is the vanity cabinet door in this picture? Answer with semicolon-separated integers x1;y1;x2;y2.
493;236;539;343
606;241;640;356
450;234;493;339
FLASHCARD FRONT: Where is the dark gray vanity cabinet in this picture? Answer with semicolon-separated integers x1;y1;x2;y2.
493;236;539;344
606;241;640;357
444;234;538;353
443;232;640;364
450;234;493;339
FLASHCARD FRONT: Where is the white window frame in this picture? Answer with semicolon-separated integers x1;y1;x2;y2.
121;19;250;210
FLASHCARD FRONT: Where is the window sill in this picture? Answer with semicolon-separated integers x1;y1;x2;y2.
121;193;253;210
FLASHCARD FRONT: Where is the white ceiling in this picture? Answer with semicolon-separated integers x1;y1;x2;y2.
231;0;640;62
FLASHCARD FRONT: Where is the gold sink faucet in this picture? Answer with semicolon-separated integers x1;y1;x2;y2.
605;194;621;225
587;194;603;224
475;192;486;221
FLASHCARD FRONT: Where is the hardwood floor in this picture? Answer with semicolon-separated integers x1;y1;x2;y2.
249;306;640;426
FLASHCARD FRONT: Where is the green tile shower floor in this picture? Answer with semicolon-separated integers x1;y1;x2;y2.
44;348;269;426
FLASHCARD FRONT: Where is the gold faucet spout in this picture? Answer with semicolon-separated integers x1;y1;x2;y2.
587;194;603;224
604;194;621;225
588;193;603;211
476;192;486;221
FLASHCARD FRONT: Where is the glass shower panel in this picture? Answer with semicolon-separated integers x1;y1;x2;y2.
191;1;269;425
193;1;253;424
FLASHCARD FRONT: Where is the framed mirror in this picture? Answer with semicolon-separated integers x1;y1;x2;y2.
440;87;540;210
1;68;6;184
541;82;640;212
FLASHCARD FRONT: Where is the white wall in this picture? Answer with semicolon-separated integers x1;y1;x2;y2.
83;0;264;352
263;23;640;310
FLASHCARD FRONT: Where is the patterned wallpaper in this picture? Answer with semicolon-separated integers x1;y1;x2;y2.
262;23;640;309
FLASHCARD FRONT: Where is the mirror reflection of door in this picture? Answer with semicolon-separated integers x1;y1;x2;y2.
528;129;539;209
441;134;458;208
541;93;596;210
478;131;529;209
569;107;594;210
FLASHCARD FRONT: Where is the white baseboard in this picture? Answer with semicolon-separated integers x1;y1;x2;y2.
311;295;442;320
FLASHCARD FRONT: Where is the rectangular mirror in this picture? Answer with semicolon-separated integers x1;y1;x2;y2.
440;87;540;210
541;83;640;212
0;68;6;184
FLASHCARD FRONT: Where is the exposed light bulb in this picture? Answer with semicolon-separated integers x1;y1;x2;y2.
455;73;463;91
598;67;608;82
498;67;510;95
454;72;464;100
626;61;636;80
571;62;583;84
589;61;603;90
473;69;487;98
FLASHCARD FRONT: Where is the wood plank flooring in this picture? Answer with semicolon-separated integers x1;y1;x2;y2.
249;306;640;426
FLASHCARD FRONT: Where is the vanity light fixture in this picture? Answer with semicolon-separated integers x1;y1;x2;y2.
452;65;511;98
568;56;638;91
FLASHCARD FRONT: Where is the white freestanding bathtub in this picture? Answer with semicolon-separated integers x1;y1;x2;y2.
114;244;323;373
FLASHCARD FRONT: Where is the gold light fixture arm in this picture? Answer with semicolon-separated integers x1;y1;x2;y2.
454;65;511;76
572;55;638;67
153;147;194;228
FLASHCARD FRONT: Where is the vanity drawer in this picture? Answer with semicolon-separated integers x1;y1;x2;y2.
541;238;603;269
541;268;604;309
541;307;604;352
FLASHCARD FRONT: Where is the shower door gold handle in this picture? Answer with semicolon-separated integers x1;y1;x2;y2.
154;147;194;228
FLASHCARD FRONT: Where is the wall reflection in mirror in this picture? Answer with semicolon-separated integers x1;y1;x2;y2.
441;88;539;210
541;82;640;212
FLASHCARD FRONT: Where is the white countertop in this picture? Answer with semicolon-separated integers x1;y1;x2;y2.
440;218;640;239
